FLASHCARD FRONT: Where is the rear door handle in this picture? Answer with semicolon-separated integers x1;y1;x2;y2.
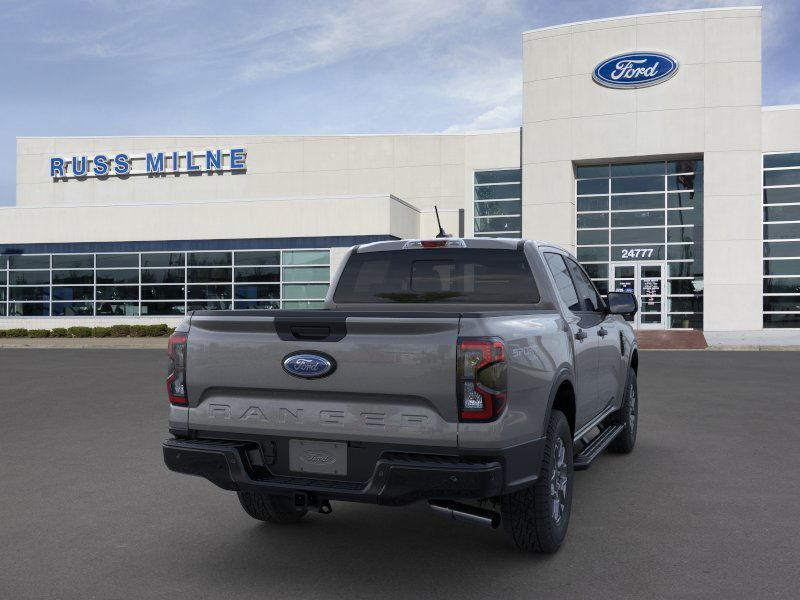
575;329;587;341
598;327;608;337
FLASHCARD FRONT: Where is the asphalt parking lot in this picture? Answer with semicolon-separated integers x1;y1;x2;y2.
1;349;798;599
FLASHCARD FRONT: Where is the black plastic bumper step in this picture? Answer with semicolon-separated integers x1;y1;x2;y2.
573;424;624;471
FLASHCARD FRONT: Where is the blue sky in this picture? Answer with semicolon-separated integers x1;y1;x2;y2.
1;0;798;206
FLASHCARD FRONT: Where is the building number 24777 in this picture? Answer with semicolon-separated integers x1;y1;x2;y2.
620;248;655;259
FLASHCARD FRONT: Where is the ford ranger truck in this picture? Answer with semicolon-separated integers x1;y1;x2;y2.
163;238;639;553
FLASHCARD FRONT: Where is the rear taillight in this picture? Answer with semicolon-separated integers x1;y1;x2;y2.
166;332;188;405
457;337;507;422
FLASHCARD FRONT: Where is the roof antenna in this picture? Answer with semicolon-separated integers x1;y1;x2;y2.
434;205;451;238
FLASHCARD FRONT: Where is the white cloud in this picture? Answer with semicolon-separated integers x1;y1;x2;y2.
442;103;521;132
235;0;492;82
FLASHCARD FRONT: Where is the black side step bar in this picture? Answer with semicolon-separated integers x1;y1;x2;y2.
573;424;624;471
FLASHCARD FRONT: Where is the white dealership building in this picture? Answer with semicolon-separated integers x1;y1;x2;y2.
2;6;799;336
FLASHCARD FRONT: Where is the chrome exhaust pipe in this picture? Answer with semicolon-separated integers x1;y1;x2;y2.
428;500;501;529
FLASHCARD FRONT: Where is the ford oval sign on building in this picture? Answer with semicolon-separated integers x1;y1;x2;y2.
282;352;336;379
593;52;679;89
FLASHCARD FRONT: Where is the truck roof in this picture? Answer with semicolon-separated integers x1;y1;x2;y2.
355;237;568;253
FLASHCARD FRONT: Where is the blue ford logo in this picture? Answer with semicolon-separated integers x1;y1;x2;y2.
593;52;678;89
282;352;335;379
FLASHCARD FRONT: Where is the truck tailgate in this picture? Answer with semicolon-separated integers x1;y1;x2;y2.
186;312;460;447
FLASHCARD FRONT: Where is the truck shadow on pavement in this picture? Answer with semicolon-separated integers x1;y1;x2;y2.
180;489;575;599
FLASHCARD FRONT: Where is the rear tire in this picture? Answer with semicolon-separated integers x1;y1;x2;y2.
500;409;573;553
610;368;638;454
237;491;308;524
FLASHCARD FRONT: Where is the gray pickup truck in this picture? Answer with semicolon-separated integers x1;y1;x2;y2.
163;238;639;553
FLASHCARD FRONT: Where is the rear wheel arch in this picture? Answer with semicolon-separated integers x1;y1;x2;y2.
630;348;639;374
545;373;576;437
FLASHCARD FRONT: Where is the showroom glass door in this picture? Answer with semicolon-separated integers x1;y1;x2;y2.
610;262;666;329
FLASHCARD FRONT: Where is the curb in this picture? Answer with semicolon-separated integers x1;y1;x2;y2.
707;345;800;351
641;345;800;351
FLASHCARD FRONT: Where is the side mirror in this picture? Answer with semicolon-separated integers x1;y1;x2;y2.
607;291;638;316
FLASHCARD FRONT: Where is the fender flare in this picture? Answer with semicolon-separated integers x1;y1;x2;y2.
542;365;576;435
628;341;640;373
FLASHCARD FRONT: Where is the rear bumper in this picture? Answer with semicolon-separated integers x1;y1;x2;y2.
162;437;544;506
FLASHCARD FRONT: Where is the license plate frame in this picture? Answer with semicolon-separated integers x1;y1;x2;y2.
288;439;348;476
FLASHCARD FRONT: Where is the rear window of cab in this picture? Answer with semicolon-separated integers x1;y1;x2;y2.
333;248;540;304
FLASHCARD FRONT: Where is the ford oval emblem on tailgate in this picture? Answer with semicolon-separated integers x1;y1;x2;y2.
282;352;336;379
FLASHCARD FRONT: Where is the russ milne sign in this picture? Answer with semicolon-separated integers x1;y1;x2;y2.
50;148;246;179
593;52;678;89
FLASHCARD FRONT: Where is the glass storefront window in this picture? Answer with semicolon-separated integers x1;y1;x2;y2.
141;285;185;301
10;271;50;285
234;284;280;299
234;267;280;282
140;302;186;316
96;254;137;268
141;268;184;283
141;253;185;268
96;286;138;301
474;170;520;184
188;301;232;311
763;188;800;204
9;255;49;269
0;248;331;316
283;300;325;309
474;215;521;234
188;252;232;266
474;169;521;238
282;266;330;282
234;251;279;266
611;176;664;194
577;230;609;245
10;287;50;301
283;250;329;266
52;254;93;269
187;268;231;283
576;158;704;329
474;200;521;217
52;286;94;301
763;152;800;328
96;269;138;284
611;194;664;210
235;300;281;310
577;213;609;229
764;241;800;258
577;179;608;195
282;283;329;300
577;197;608;212
52;302;94;316
96;303;138;316
187;285;233;300
52;270;93;284
9;302;49;316
575;164;608;178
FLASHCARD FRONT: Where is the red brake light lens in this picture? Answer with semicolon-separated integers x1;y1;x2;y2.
167;332;188;405
457;338;507;422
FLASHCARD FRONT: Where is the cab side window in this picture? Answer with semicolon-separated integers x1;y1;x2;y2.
564;257;603;313
544;253;581;312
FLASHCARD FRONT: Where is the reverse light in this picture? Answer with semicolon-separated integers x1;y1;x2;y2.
403;239;467;249
457;338;507;422
166;331;188;405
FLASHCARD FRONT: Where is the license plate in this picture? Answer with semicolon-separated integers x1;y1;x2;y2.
289;439;347;476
